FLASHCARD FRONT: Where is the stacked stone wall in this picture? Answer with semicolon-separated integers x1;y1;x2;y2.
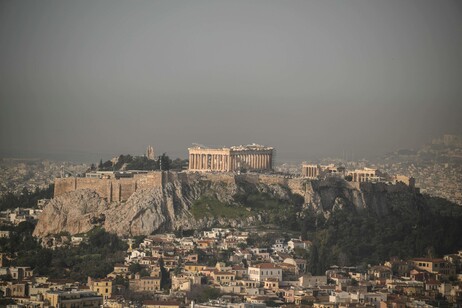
119;178;137;201
55;172;165;201
75;178;110;199
54;178;76;196
258;175;288;186
202;173;236;185
136;172;163;190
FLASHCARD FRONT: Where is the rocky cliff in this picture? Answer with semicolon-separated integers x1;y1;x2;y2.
33;173;419;237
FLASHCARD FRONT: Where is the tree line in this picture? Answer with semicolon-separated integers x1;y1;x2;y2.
0;184;54;212
94;154;187;172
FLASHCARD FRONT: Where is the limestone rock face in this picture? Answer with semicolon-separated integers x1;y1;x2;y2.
33;189;108;237
34;180;203;237
34;173;419;237
103;181;199;236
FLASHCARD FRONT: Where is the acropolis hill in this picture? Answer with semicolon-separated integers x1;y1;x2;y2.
54;170;416;203
36;144;420;237
54;144;416;202
38;167;420;237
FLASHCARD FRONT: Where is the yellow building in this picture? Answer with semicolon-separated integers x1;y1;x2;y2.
410;258;456;277
184;263;205;273
211;271;236;284
129;276;161;292
45;290;102;308
88;277;114;301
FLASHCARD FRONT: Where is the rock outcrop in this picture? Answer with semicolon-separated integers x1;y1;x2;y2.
34;173;419;237
33;189;109;236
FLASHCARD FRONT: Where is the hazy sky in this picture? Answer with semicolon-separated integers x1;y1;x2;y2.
1;0;461;162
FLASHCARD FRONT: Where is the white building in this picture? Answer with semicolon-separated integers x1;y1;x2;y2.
248;263;282;282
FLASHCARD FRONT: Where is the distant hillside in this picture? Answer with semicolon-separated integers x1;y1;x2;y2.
0;158;87;197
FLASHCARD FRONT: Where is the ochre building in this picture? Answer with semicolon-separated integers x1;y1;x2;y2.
188;144;273;172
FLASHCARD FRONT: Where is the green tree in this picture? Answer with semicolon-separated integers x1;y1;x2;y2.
129;263;143;274
158;153;171;171
159;258;171;290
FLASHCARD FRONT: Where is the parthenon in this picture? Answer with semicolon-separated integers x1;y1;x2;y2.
188;144;273;172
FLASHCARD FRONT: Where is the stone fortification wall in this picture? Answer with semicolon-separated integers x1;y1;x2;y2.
75;178;110;198
170;171;199;185
258;175;289;186
55;172;312;202
54;172;164;202
136;172;164;190
119;178;138;202
54;178;77;196
55;171;415;204
202;173;236;185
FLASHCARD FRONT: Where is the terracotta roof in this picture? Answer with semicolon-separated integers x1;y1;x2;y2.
232;265;244;270
411;258;445;262
214;271;235;275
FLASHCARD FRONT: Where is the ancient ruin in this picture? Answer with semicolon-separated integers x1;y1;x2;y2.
188;144;273;172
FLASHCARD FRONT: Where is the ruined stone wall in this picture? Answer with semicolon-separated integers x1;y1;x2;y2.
55;172;303;202
119;178;137;202
258;175;288;186
202;173;236;185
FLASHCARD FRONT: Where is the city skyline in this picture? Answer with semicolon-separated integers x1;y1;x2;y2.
1;0;462;162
